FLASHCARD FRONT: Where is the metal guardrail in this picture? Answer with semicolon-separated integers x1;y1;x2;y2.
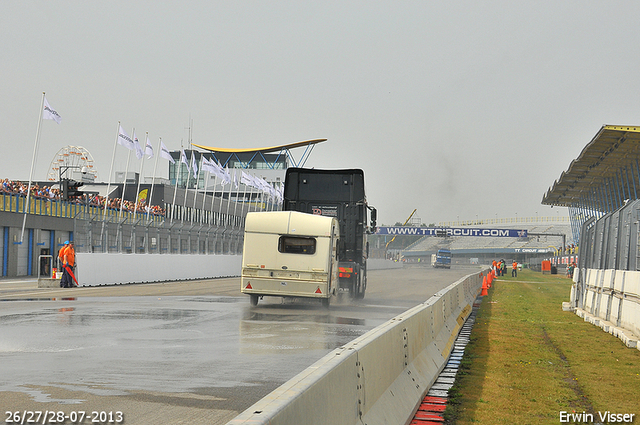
73;216;246;255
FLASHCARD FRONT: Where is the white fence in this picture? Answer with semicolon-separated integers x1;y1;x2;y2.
72;257;401;286
75;252;241;285
569;199;640;350
227;270;484;425
569;268;640;350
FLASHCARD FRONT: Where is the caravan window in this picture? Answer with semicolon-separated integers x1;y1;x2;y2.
278;236;316;255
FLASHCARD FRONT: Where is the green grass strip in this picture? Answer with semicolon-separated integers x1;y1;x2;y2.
446;268;640;424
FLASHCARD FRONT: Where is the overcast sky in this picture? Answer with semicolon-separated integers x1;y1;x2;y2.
3;1;640;226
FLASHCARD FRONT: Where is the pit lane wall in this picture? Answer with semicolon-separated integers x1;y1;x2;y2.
567;200;640;350
73;256;401;285
568;269;640;350
227;270;484;425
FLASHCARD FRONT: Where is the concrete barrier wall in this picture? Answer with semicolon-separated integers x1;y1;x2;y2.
72;256;400;286
227;270;484;425
572;268;640;350
75;253;242;286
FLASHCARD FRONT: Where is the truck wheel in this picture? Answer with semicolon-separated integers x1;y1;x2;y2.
354;268;366;299
250;295;259;306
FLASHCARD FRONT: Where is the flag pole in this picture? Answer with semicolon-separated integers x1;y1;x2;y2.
147;137;162;221
191;154;204;224
101;121;121;244
240;171;250;216
208;168;218;219
119;147;132;219
249;174;256;212
170;148;183;224
224;169;233;218
231;169;240;228
230;169;242;249
223;169;234;251
133;132;148;221
182;151;192;216
216;172;227;226
119;129;135;219
20;92;46;243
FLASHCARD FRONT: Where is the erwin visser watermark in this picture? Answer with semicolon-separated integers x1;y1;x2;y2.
559;411;636;423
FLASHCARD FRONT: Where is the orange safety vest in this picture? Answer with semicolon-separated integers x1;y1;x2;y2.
58;246;67;262
64;247;75;267
512;262;517;270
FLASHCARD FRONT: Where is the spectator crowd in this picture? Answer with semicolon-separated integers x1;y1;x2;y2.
1;179;166;216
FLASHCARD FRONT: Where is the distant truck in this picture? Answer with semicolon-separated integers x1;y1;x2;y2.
241;210;340;307
433;249;452;269
282;168;376;299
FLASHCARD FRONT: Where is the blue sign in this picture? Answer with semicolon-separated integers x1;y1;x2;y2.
375;227;528;238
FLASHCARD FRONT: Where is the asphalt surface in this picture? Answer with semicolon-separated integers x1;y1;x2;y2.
0;265;480;425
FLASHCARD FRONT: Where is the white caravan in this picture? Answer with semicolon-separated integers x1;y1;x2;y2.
241;211;339;307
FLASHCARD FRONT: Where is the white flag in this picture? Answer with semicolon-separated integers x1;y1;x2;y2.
241;171;253;187
43;97;62;124
221;165;231;185
191;153;198;179
259;177;271;194
118;126;134;150
232;170;239;189
207;160;224;180
248;173;261;190
202;157;215;174
133;132;143;159
160;141;175;163
145;136;153;159
180;149;190;172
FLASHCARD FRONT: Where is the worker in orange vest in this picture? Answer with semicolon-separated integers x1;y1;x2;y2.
58;241;69;286
61;241;76;288
512;261;518;277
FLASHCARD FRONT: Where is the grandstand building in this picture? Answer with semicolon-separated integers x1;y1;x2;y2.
0;139;325;278
172;139;326;203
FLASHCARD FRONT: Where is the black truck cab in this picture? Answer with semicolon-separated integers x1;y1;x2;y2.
283;168;376;299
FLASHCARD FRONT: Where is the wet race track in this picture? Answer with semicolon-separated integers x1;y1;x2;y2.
0;265;481;425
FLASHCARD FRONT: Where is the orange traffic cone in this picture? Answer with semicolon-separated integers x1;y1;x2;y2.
481;275;488;296
487;271;493;288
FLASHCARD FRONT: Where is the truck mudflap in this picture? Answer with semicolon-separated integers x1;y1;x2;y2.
338;262;366;299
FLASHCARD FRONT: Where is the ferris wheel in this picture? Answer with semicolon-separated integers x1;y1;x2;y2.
47;145;98;182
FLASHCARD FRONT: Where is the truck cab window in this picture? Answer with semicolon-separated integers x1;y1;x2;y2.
278;236;316;255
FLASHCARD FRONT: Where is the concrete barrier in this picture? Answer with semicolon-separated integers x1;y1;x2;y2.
572;268;640;350
75;253;242;286
69;255;399;286
227;270;484;425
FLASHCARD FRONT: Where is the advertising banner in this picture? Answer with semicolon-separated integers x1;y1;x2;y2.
375;227;528;238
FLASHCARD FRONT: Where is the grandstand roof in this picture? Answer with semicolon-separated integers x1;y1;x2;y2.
192;139;327;154
191;138;327;169
542;125;640;207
